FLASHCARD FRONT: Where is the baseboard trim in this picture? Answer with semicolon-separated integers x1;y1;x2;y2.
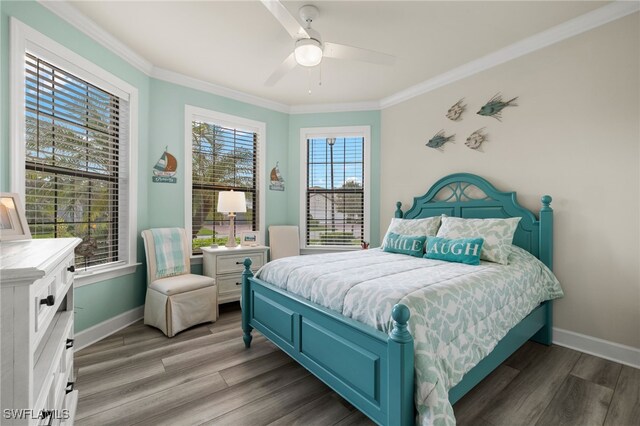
553;327;640;369
75;306;144;351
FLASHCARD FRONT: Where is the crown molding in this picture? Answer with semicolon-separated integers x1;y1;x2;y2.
37;0;638;114
38;0;154;75
289;100;381;114
151;67;291;114
380;0;640;109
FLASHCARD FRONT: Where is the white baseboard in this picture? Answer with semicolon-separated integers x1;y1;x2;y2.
553;327;640;369
75;306;144;351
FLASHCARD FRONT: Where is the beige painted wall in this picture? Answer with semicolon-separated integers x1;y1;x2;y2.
380;14;640;348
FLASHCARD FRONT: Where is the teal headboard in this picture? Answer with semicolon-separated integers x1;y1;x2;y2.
395;173;553;270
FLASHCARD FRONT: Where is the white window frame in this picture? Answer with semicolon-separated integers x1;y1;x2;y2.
184;105;266;260
299;126;371;252
10;18;139;286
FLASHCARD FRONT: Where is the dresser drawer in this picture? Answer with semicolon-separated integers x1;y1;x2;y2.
34;274;57;335
34;252;75;337
55;253;75;300
217;252;264;274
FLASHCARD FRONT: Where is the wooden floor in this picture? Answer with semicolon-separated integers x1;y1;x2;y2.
75;303;639;426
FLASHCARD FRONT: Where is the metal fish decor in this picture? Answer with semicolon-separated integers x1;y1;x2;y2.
465;128;487;150
477;93;518;121
426;130;455;149
446;98;466;121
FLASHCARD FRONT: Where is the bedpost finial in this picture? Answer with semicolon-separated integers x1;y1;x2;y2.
390;304;412;343
392;304;410;324
243;257;252;269
395;202;403;218
541;195;552;211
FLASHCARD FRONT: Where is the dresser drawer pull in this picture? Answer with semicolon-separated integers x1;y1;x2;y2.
66;381;75;394
66;338;74;349
40;295;55;306
236;282;242;286
67;265;75;273
235;261;243;265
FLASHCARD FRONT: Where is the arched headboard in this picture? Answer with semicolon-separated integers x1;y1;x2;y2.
394;173;554;270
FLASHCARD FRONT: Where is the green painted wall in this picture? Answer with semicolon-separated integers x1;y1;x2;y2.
288;111;382;246
146;79;290;233
0;1;383;334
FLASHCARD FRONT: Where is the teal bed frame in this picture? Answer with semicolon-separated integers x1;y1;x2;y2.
241;173;554;425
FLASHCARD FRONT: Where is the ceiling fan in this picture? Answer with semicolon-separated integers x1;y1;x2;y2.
261;0;396;86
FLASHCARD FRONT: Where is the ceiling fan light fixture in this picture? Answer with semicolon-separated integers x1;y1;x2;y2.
294;38;323;67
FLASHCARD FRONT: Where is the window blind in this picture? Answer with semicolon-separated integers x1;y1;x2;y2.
191;121;258;252
25;52;124;268
306;137;364;247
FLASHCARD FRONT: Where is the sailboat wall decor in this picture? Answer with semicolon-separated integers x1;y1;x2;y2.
269;162;285;191
152;147;178;184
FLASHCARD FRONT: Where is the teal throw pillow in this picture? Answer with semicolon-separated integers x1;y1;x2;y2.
424;237;485;265
383;232;426;257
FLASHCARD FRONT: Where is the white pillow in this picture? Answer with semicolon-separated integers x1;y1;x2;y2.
436;216;521;265
382;217;441;248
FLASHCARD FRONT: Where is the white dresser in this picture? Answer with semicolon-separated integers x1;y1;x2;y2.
201;245;269;304
1;238;81;426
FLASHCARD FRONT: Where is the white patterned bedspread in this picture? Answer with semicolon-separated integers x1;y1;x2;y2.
256;246;563;426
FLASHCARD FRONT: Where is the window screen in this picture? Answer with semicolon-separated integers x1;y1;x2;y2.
191;121;258;252
306;137;364;247
25;53;125;268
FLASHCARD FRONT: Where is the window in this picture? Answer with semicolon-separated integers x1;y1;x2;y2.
11;18;138;284
24;53;127;268
186;107;265;254
301;127;370;249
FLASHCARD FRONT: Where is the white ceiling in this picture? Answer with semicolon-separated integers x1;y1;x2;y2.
68;1;608;106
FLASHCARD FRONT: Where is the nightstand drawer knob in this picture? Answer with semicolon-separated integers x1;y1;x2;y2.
66;338;74;349
40;295;55;306
66;381;75;394
236;282;241;286
67;265;75;273
235;261;242;265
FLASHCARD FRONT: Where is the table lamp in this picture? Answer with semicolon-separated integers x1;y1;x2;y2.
217;190;246;248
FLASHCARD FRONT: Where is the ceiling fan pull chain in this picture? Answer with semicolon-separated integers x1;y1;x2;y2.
319;64;322;87
308;68;312;95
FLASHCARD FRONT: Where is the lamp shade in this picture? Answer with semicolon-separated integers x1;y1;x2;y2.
217;190;247;213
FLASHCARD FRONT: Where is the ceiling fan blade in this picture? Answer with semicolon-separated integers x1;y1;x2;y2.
260;0;309;39
324;42;395;66
265;53;298;86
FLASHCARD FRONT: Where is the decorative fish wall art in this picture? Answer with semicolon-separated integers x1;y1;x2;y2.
477;93;518;121
426;130;455;150
465;128;488;150
446;98;466;121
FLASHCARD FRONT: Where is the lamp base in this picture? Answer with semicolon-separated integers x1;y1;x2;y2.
225;214;237;248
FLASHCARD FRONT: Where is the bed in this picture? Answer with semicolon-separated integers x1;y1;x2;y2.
240;173;560;425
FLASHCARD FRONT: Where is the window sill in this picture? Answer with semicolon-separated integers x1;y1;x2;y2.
74;263;141;287
301;247;363;255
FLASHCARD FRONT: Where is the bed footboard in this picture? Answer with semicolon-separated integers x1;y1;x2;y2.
241;259;415;426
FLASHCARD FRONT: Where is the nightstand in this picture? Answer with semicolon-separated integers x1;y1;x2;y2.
201;245;269;304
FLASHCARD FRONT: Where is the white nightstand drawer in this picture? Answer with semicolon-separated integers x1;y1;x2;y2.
217;252;264;274
201;245;269;305
216;275;244;299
